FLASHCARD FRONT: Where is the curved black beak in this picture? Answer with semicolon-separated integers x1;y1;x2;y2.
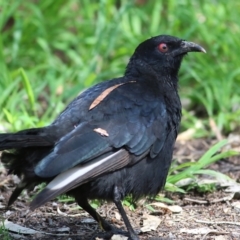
172;40;206;57
180;41;206;53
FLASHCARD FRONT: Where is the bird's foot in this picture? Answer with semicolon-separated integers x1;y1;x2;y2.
96;221;140;240
91;231;139;240
105;225;140;240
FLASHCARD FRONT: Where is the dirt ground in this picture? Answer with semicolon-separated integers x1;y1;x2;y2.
0;137;240;240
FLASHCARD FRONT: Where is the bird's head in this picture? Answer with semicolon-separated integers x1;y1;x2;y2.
125;35;206;79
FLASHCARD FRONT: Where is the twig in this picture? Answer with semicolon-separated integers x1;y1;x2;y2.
201;230;229;240
209;118;223;141
211;194;234;203
196;219;240;226
185;194;234;204
184;198;208;204
57;206;68;216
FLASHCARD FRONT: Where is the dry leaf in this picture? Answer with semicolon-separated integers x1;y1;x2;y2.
177;128;196;141
81;218;95;223
111;234;128;240
57;227;70;232
214;236;228;240
231;201;240;212
175;178;195;187
168;205;182;213
150;202;182;213
0;203;5;209
2;220;39;235
114;211;122;221
140;214;161;232
180;227;212;234
177;121;203;140
225;182;240;194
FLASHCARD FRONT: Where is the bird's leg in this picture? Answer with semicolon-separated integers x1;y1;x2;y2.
76;197;128;236
113;186;139;240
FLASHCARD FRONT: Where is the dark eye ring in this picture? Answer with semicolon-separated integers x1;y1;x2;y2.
158;43;168;53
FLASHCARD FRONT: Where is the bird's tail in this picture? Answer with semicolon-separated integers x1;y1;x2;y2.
0;128;54;150
0;127;55;206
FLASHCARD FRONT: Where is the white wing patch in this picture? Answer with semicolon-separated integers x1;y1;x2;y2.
47;152;115;191
30;149;130;210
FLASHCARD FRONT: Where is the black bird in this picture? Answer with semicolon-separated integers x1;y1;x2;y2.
0;35;205;240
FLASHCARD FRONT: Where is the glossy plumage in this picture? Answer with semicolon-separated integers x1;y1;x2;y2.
0;35;205;240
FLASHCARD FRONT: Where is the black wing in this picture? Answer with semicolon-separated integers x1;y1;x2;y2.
31;80;169;209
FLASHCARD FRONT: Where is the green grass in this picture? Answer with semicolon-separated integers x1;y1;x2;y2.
0;221;11;240
0;0;239;135
0;0;239;212
166;139;238;193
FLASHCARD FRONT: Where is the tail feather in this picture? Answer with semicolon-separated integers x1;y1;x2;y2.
7;182;28;207
0;128;55;150
0;134;54;150
0;127;56;206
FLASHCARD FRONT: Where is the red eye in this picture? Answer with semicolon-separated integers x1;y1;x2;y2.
158;43;168;53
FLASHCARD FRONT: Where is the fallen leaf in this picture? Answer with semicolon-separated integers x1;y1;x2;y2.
232;201;240;208
150;202;182;213
214;236;228;240
111;234;128;240
223;207;230;213
177;121;203;140
231;201;240;212
2;220;40;234
0;203;5;209
180;227;212;234
175;178;195;187
81;218;96;224
5;210;13;216
140;214;161;232
225;182;240;194
57;227;70;232
114;211;121;221
177;128;196;141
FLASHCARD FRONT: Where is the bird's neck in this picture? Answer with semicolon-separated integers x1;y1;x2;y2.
125;58;179;91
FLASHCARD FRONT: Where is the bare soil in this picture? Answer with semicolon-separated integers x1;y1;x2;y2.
1;138;240;240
